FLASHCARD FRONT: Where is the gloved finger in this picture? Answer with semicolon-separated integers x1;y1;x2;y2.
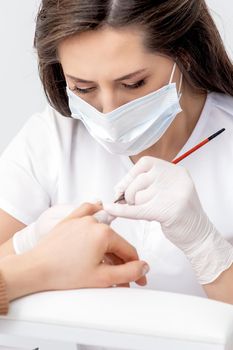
63;202;103;221
124;172;153;205
103;202;145;220
114;157;161;199
97;260;149;287
134;183;159;205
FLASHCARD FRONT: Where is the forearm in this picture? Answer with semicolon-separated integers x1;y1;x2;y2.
203;263;233;304
0;252;48;302
0;238;15;259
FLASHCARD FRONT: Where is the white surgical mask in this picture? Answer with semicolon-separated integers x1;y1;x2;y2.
67;63;183;156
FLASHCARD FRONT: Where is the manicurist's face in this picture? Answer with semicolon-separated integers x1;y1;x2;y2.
58;26;180;113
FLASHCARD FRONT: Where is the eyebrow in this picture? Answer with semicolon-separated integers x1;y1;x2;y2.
66;69;147;83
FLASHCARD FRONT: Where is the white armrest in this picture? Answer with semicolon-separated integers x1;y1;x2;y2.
1;289;233;350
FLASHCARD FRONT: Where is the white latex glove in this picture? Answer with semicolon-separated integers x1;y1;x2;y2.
13;204;114;255
104;156;233;284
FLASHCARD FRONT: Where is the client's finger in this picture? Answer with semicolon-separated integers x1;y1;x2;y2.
104;227;149;285
102;254;130;288
104;253;124;265
103;253;144;287
98;260;149;287
103;226;139;262
63;202;103;221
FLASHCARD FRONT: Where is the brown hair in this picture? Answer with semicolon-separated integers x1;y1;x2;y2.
34;0;233;117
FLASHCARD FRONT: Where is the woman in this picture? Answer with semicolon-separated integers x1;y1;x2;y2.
0;0;233;303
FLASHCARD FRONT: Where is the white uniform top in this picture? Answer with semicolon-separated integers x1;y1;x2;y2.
0;91;233;297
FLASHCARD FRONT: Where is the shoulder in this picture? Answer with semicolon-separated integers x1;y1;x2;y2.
208;92;233;122
2;105;81;157
0;106;76;186
204;92;233;140
17;105;73;139
202;93;233;160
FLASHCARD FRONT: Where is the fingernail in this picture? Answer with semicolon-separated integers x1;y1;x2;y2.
142;264;150;275
94;210;115;224
90;197;102;204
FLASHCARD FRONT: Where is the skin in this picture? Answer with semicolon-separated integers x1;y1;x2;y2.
0;26;232;306
0;203;148;306
58;26;233;303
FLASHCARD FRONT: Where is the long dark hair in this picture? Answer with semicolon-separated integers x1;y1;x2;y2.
34;0;233;117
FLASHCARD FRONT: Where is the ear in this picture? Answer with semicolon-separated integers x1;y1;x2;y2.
176;50;191;72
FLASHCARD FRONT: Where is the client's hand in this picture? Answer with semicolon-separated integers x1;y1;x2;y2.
1;203;149;303
12;203;114;255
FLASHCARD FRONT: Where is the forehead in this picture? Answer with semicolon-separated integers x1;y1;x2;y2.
59;27;146;60
58;27;155;79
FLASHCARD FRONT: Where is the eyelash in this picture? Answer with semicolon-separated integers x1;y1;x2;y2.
71;79;146;94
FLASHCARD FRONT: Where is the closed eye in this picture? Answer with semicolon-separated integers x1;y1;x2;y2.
70;79;146;95
122;79;146;89
70;86;95;94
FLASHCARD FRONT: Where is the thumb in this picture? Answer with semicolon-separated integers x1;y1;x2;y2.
99;261;150;287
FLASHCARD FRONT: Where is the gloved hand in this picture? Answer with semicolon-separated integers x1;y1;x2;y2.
13;204;114;255
104;156;233;284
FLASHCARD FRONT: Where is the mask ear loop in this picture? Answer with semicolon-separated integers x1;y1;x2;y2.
169;62;183;100
169;62;177;84
178;73;183;100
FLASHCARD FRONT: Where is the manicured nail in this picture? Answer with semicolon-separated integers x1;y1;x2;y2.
142;264;150;275
90;197;102;204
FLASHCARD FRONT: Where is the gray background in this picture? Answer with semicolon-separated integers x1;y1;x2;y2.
0;0;232;153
